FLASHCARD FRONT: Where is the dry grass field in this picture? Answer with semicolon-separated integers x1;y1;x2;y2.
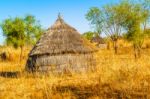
1;42;150;99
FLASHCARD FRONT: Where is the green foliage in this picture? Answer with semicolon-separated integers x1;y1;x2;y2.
86;0;150;56
24;15;44;45
86;7;103;35
1;15;44;62
1;15;44;47
110;0;150;57
82;31;97;40
115;0;149;47
1;17;25;48
86;3;124;54
86;4;124;41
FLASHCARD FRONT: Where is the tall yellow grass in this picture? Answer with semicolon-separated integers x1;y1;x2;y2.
0;45;150;99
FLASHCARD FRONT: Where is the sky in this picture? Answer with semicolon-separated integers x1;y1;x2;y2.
0;0;119;45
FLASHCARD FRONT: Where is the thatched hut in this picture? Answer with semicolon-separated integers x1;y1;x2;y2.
91;36;107;49
26;15;97;73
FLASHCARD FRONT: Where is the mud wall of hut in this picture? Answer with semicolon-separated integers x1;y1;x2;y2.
26;54;96;73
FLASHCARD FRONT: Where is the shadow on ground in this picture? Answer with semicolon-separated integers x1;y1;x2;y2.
0;71;20;78
53;83;149;99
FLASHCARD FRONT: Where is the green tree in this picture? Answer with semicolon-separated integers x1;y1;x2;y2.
115;0;150;58
1;15;44;62
86;0;150;56
1;17;25;62
86;7;103;35
24;15;43;45
86;5;123;54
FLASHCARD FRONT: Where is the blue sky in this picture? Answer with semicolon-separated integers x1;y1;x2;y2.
0;0;119;45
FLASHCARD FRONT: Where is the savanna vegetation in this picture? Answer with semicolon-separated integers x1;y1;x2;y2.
0;0;150;99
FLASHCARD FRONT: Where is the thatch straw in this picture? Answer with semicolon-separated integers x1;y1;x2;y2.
30;15;97;56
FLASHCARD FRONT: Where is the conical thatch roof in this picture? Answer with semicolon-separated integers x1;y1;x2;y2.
29;15;96;56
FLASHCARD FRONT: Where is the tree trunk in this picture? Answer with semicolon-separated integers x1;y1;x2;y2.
107;41;110;50
134;44;137;59
133;44;141;59
113;40;118;54
137;46;141;58
20;46;23;64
